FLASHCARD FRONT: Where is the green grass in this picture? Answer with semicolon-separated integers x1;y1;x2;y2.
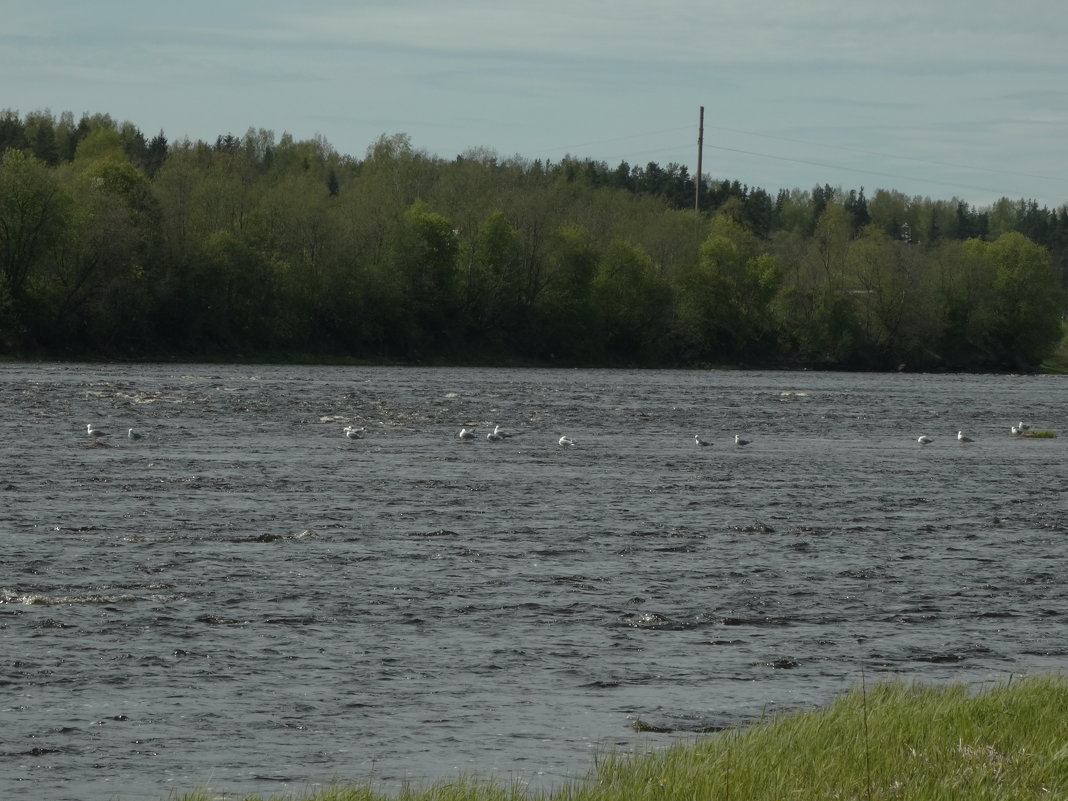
1018;429;1057;438
171;674;1068;801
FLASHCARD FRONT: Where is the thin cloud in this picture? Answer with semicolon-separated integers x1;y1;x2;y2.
0;0;1065;205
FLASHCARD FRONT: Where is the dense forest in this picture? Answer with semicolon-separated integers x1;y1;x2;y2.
1;108;1066;370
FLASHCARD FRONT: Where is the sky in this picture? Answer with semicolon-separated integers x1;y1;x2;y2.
3;1;1067;209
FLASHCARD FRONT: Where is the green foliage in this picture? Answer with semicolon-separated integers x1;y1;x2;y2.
31;155;162;348
73;127;126;163
1040;321;1068;372
845;226;943;368
194;230;278;346
0;148;72;301
458;209;526;349
0;272;21;347
933;238;1001;367
1;107;1067;368
985;232;1065;368
387;200;461;354
530;223;600;361
591;239;672;361
583;674;1068;801
675;215;783;361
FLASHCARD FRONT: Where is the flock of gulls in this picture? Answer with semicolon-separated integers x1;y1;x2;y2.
694;434;749;447
86;424;141;441
455;426;753;448
454;425;750;449
457;424;559;443
916;422;1039;446
82;419;1043;449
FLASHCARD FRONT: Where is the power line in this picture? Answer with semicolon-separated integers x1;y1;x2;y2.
535;125;693;157
526;122;1054;202
557;136;1037;201
702;123;1064;185
703;142;1030;199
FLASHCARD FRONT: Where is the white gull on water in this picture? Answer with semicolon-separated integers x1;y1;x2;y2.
87;424;107;438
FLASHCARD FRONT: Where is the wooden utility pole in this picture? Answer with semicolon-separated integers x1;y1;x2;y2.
695;105;704;215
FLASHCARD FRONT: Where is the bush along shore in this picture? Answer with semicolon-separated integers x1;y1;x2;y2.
172;673;1067;801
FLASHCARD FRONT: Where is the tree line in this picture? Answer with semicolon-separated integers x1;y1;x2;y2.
1;108;1065;370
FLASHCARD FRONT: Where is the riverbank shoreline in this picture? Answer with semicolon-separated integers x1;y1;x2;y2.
170;674;1067;801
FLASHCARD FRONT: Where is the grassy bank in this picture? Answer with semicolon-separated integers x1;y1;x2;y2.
171;673;1067;801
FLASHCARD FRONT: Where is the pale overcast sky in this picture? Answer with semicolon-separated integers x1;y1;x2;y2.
3;1;1066;208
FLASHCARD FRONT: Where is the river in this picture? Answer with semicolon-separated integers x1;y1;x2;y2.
1;363;1065;800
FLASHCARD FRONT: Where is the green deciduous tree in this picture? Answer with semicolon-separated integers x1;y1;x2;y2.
978;232;1064;368
845;226;941;368
675;215;782;361
246;168;345;347
531;223;600;361
0;149;71;307
34;156;161;348
932;238;999;367
387;200;460;353
460;209;524;346
186;230;277;349
591;239;672;361
772;203;860;364
73;127;127;164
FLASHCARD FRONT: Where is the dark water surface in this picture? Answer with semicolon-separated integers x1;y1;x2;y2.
2;364;1066;801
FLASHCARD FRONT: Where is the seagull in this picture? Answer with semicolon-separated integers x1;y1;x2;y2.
1011;425;1022;436
695;434;711;447
1018;421;1031;432
87;424;108;438
127;428;143;441
492;424;516;438
343;426;363;440
487;430;504;442
458;427;477;440
558;435;575;447
734;434;751;447
917;435;933;445
957;430;973;443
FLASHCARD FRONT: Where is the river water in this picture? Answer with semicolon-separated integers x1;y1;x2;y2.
1;363;1066;801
